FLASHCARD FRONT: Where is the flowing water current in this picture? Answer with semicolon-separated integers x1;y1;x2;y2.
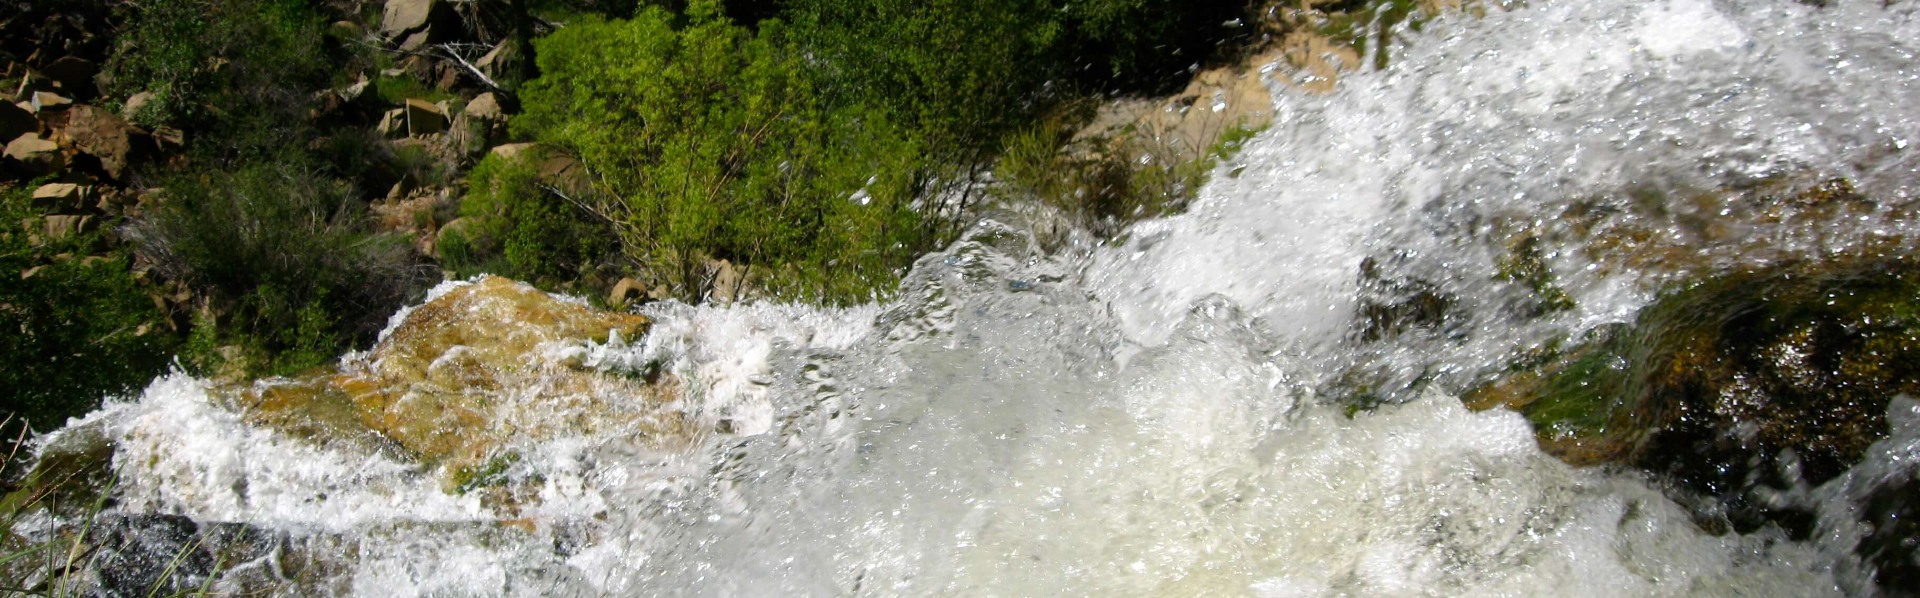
27;0;1920;595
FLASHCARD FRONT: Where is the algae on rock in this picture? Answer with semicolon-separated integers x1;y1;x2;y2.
216;277;684;498
1467;257;1920;532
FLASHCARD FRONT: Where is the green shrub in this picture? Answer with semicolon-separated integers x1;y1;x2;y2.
0;188;176;432
788;0;1250;161
516;3;933;302
444;152;615;290
105;0;334;131
132;165;433;377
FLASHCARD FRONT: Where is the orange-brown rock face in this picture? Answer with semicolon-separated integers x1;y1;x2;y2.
222;277;682;495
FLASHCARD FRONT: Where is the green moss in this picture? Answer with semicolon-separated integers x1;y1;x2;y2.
1471;256;1920;493
1495;235;1575;316
451;451;523;495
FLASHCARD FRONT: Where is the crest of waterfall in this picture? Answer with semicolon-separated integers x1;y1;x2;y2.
25;0;1920;595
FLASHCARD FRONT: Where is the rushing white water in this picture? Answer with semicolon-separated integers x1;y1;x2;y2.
31;0;1920;595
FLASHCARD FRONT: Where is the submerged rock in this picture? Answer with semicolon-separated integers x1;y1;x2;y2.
1468;257;1920;534
219;277;682;497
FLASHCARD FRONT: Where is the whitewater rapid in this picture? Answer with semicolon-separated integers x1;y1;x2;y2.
36;0;1920;595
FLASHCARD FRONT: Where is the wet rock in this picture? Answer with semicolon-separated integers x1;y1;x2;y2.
62;104;150;180
707;259;741;304
609;277;646;307
56;515;280;597
222;277;682;496
4;133;63;175
1855;470;1920;596
404;98;448;136
1354;256;1456;343
0;419;115;519
1468;257;1920;532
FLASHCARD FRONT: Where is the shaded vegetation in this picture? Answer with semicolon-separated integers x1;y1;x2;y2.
441;150;614;291
132;165;431;377
0;186;174;432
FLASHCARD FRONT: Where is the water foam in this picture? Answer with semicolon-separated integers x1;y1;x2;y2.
33;0;1920;594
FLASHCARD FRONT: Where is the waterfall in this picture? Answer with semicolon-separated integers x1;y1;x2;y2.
28;0;1920;595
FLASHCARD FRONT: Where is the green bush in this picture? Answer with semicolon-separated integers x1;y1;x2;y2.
516;3;932;302
104;0;334;131
788;0;1250;161
444;152;615;290
132;165;432;376
0;187;175;432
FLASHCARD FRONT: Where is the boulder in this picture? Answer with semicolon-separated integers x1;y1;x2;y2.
222;277;678;498
150;126;184;151
450;92;507;157
381;0;455;37
609;277;646;307
120;91;154;120
62;105;150;180
31;182;85;211
43;214;96;241
474;39;517;80
28;90;70;111
707;259;740;304
1467;257;1920;534
39;56;97;97
397;27;436;53
404;98;447;136
4;133;63;175
0;99;34;141
489;142;536;161
12;69;55;101
464;92;505;121
376;107;407;138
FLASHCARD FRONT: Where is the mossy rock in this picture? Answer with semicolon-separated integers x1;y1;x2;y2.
1468;256;1920;533
0;421;117;520
217;277;686;500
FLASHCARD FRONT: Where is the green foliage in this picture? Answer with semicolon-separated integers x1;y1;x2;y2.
0;188;175;432
789;0;1249;160
104;0;335;136
516;6;932;301
134;165;432;377
444;152;615;290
